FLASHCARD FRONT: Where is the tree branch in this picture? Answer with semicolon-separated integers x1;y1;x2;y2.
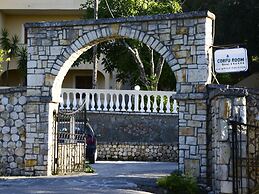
155;56;165;81
150;48;155;77
122;40;149;85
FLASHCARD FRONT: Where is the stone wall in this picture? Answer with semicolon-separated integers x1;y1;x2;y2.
0;87;27;175
247;89;259;125
97;142;178;162
207;85;248;194
87;113;178;162
87;113;178;143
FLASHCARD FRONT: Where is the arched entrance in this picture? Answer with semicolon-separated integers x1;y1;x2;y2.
25;11;215;177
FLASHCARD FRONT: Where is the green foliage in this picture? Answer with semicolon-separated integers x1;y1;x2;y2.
81;0;182;19
0;49;5;72
17;46;28;83
78;0;181;90
0;28;28;85
0;29;19;59
84;164;95;173
252;185;259;194
157;171;199;194
182;0;259;84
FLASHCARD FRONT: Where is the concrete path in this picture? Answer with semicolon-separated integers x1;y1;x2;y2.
0;161;178;194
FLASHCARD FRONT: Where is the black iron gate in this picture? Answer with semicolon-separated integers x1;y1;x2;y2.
229;121;259;194
53;107;87;175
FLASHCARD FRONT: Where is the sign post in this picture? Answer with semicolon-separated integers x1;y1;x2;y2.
214;48;248;73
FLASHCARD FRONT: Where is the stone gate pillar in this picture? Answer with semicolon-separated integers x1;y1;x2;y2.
208;86;247;193
175;16;214;182
24;86;58;175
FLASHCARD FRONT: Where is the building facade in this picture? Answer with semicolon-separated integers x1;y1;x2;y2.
0;0;118;89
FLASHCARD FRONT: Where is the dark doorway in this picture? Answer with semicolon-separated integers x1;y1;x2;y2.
75;76;92;89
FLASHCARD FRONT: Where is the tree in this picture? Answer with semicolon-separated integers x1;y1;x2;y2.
0;49;7;73
0;29;19;86
0;29;27;86
17;46;28;85
182;0;259;84
92;0;99;89
79;0;182;90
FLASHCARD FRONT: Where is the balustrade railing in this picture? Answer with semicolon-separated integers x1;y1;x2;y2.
60;89;178;114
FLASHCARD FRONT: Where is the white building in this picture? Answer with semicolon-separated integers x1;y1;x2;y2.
0;0;118;89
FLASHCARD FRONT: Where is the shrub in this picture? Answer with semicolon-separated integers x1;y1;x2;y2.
84;164;95;173
157;171;199;194
252;185;259;194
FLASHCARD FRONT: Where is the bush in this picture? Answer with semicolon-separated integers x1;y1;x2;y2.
84;164;95;173
252;185;259;194
157;171;199;194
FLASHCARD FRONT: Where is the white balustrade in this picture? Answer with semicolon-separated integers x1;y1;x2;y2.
60;89;178;114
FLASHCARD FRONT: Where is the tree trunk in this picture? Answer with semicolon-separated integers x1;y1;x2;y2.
92;0;99;89
122;40;149;86
92;46;98;89
153;56;165;91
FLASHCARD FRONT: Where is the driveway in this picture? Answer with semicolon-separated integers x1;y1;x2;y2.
0;161;178;194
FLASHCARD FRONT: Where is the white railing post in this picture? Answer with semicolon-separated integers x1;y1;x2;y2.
173;99;178;113
103;93;108;111
140;94;145;112
78;92;83;107
153;95;158;113
109;93;114;111
90;93;95;111
72;92;77;110
121;94;126;111
115;94;120;111
166;95;171;113
146;94;151;113
60;92;64;109
134;94;139;112
66;92;70;110
127;94;132;112
97;93;102;111
159;96;163;113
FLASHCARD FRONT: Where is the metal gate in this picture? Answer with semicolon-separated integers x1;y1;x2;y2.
229;121;259;194
52;107;87;175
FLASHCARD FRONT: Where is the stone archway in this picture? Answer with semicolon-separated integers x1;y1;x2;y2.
51;30;174;102
25;11;215;176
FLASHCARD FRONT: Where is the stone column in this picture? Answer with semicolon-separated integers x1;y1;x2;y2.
210;95;246;194
176;16;214;182
178;94;208;181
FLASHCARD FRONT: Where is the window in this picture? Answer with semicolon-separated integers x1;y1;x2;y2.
24;27;28;44
75;76;92;89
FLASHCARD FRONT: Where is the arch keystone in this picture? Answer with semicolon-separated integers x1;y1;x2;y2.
110;24;120;35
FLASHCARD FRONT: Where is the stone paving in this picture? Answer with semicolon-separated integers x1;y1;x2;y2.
0;161;177;194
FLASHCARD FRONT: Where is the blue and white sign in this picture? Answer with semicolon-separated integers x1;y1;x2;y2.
214;48;248;73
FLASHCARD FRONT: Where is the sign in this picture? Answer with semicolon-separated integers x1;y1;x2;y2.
214;48;248;73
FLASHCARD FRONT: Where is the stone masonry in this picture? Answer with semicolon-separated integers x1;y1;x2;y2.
97;142;178;162
87;112;178;143
207;85;248;194
0;87;26;175
1;11;258;193
24;11;215;177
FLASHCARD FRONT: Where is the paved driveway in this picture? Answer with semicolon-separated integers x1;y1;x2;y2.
0;161;177;194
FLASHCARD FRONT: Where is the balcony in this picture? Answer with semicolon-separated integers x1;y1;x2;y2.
60;89;178;114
